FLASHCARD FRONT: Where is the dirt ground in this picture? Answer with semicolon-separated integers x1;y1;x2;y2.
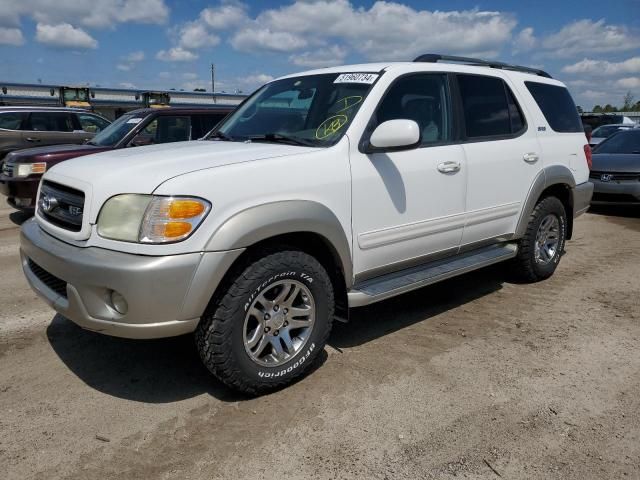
0;203;638;480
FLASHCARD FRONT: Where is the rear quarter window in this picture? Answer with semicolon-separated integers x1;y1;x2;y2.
525;82;582;133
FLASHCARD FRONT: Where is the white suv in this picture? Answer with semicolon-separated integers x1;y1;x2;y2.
20;55;593;394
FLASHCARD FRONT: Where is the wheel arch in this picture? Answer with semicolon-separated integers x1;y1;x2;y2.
516;165;576;240
204;200;352;319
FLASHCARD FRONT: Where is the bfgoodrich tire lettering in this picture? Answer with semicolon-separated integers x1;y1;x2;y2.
513;196;567;282
195;249;334;395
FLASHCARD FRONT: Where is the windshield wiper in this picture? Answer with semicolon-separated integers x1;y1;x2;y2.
247;133;316;147
208;131;235;142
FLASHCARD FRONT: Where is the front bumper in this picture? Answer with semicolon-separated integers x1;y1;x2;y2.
20;219;244;339
0;173;40;209
573;181;594;217
591;177;640;205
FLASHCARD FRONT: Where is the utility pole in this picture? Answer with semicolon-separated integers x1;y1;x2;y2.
211;63;215;103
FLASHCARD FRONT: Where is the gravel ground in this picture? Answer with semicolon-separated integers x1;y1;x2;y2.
0;204;638;480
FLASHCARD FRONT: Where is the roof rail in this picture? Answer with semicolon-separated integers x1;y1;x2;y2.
413;53;552;78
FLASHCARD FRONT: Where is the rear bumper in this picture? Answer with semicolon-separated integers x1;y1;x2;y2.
573;181;594;217
0;173;40;209
20;219;244;339
591;178;640;205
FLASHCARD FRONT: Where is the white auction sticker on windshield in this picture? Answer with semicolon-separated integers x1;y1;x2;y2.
334;73;379;84
126;118;142;124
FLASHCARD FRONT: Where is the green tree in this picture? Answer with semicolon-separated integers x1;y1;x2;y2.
603;104;616;112
622;91;635;111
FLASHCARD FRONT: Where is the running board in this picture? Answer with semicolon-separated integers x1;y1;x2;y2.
348;243;518;308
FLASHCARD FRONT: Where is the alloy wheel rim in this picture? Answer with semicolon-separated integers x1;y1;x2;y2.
534;213;561;265
243;280;315;367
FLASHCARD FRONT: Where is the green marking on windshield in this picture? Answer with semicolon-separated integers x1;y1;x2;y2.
315;115;348;140
332;96;363;113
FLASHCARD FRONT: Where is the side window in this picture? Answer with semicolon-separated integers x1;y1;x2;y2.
525;82;583;133
506;87;526;134
130;116;192;145
155;116;191;143
0;112;28;130
78;114;109;133
28;112;75;132
373;74;450;146
458;74;524;139
193;113;226;139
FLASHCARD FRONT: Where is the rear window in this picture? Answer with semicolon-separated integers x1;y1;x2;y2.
457;74;526;138
525;82;582;133
0;112;27;130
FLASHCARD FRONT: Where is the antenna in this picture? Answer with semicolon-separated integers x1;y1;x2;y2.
211;63;216;103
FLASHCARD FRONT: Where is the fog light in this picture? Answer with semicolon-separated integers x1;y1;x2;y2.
110;290;128;315
14;197;32;207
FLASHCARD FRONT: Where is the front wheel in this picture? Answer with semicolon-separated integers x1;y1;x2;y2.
195;249;334;395
512;196;567;282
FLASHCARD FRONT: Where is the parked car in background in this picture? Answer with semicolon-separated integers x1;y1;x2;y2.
581;113;636;131
590;129;640;205
0;107;110;160
0;107;233;210
589;123;637;148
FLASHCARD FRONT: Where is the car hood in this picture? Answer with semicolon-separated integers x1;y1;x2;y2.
48;140;317;191
6;143;108;163
591;153;640;173
39;140;319;241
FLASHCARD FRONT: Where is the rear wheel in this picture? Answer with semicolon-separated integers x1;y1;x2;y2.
513;196;567;282
195;249;334;395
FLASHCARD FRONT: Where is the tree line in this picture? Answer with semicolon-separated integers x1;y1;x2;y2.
580;91;639;113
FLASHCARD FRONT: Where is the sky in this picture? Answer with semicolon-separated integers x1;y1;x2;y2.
0;0;639;109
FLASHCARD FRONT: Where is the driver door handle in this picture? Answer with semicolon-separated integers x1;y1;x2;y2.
437;161;461;174
25;137;41;142
523;152;539;163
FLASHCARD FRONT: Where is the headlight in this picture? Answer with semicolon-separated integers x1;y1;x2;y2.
15;162;47;178
97;194;210;243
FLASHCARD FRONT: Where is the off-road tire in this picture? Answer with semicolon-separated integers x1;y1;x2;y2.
512;196;567;282
195;249;334;395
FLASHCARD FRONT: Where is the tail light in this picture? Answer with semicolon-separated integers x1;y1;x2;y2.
583;144;592;170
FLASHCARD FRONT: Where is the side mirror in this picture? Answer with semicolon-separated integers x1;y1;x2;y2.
367;119;420;152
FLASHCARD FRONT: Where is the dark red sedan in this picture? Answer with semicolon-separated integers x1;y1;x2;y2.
0;106;233;211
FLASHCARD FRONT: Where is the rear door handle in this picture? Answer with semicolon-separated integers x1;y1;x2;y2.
437;161;461;174
523;152;539;163
25;137;41;142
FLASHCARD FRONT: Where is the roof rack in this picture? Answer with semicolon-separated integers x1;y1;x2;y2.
413;53;552;78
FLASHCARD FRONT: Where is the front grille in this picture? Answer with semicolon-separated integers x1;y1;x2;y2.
590;171;640;182
38;181;85;232
1;161;13;177
592;193;640;204
27;259;68;298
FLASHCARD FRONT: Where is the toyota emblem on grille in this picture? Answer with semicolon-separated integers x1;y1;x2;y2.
40;194;59;212
68;205;82;216
600;174;613;182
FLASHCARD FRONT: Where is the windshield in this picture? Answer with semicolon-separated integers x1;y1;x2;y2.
594;130;640;154
89;113;146;147
212;72;379;147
